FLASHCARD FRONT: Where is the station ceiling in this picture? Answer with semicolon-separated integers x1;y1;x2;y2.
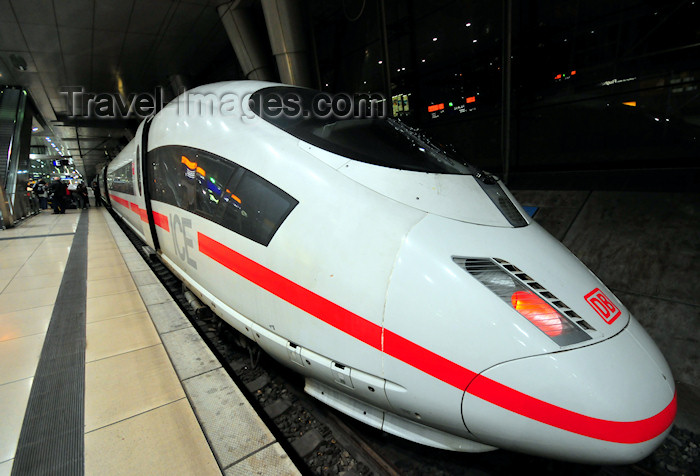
0;0;237;181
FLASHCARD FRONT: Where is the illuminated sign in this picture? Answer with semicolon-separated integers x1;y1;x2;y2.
392;94;411;116
555;71;578;81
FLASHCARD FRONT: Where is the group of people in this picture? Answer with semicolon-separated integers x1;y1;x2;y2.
32;178;101;214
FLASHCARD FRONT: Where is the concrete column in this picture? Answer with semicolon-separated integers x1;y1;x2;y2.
260;0;312;87
218;0;275;81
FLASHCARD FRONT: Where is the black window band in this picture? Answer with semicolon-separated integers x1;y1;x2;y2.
147;145;297;246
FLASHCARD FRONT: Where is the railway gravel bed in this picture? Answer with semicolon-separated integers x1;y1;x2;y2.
110;209;698;476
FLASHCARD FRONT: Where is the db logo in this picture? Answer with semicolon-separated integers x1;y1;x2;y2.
584;288;621;324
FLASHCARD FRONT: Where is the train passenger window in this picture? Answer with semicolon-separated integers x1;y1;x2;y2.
148;145;297;246
219;171;298;246
149;148;180;206
149;147;238;219
181;150;238;221
108;162;134;195
125;163;135;194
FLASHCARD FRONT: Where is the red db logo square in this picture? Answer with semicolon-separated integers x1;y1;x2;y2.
584;288;621;325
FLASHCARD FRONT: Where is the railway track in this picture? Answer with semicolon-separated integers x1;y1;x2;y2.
109;208;698;476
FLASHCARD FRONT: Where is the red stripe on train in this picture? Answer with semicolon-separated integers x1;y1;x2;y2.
111;195;129;208
195;232;675;444
109;193;169;232
197;232;382;349
467;377;676;444
152;210;170;232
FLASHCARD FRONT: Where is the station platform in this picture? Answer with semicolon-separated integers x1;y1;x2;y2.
0;207;301;475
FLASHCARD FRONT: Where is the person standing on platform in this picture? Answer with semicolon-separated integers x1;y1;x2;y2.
81;181;89;208
92;180;101;207
75;181;88;209
33;179;48;209
49;178;67;214
66;181;77;208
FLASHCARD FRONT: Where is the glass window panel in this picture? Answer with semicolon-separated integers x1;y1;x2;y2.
147;145;297;246
220;170;298;246
109;162;134;195
182;149;238;221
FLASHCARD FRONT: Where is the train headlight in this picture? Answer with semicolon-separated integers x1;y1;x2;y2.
453;257;591;346
511;290;564;337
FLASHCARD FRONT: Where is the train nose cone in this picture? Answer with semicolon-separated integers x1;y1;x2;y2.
462;317;676;464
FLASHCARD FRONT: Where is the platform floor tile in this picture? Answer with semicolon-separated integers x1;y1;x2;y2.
224;443;300;476
1;208;301;475
86;290;148;323
0;305;52;343
0;377;32;464
85;311;162;362
85;398;221;476
0;333;44;386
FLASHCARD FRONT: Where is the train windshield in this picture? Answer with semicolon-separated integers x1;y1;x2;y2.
250;86;471;175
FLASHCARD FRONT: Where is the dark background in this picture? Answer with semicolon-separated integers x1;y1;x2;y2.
2;0;698;191
303;0;700;191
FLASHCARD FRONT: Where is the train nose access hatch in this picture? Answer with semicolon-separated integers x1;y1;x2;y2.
461;318;676;464
285;335;496;452
254;326;392;411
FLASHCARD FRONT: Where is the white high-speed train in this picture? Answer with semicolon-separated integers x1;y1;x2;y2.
101;81;676;464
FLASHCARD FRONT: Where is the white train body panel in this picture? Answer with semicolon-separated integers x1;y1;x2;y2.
146;97;425;376
462;317;674;463
104;120;151;246
103;80;676;465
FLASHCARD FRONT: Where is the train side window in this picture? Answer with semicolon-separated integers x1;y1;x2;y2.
148;145;296;246
106;169;114;190
220;171;298;246
109;162;134;195
179;149;238;221
125;163;134;195
148;148;179;206
150;145;239;220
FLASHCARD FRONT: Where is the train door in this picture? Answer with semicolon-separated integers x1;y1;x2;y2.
138;116;161;253
133;140;156;251
112;120;155;248
101;166;110;207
